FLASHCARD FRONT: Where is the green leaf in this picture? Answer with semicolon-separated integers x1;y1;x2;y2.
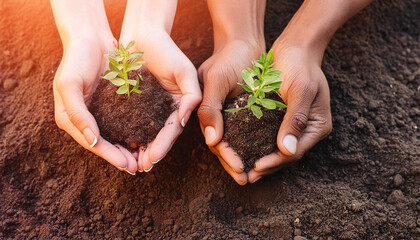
266;49;273;65
250;105;263;119
131;88;142;94
101;71;118;80
107;56;123;70
110;78;125;86
119;43;125;52
253;61;263;70
116;85;128;94
273;100;287;108
254;79;263;88
126;41;135;50
267;81;282;88
262;74;281;85
109;62;121;73
260;86;278;92
127;52;143;62
225;107;244;112
127;61;144;72
247;95;256;106
127;79;137;86
259;99;276;109
238;83;252;92
241;70;254;90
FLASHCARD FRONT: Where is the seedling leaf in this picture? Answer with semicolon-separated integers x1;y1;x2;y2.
117;85;128;94
226;49;287;118
251;105;263;119
127;80;137;86
110;78;125;86
102;71;118;80
225;107;244;112
101;41;145;97
247;95;256;106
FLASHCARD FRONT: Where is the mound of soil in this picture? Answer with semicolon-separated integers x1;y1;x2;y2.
223;92;286;171
0;0;419;239
89;68;174;149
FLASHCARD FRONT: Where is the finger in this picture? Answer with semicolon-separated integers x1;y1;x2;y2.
175;65;202;127
214;142;245;174
253;151;295;172
208;144;247;185
115;144;138;175
149;111;183;164
247;166;282;184
277;79;317;156
216;154;248;186
142;143;154;172
137;147;145;172
56;78;100;148
197;71;230;146
54;91;128;170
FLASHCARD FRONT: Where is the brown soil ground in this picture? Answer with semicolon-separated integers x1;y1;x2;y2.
89;68;174;150
0;0;419;239
223;92;286;172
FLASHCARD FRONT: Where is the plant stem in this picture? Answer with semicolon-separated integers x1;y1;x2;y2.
123;59;130;98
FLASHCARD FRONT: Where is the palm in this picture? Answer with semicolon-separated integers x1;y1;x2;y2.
119;32;201;171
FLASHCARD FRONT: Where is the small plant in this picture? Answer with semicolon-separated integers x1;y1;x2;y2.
100;41;144;98
225;50;287;119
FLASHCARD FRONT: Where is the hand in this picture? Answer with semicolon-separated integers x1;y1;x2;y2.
198;40;265;185
53;37;139;174
119;30;202;172
247;40;332;183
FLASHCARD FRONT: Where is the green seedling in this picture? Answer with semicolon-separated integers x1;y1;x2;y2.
100;40;144;98
225;50;287;119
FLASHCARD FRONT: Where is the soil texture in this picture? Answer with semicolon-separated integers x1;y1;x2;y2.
89;68;174;149
223;92;286;171
0;0;419;239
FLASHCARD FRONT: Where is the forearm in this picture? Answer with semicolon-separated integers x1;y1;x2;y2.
207;0;266;50
121;0;177;36
50;0;113;47
276;0;372;63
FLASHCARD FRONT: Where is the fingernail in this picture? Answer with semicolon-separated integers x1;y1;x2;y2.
125;169;136;176
144;164;154;172
204;126;216;145
117;166;127;171
151;158;163;164
181;110;192;127
83;128;97;148
283;134;297;155
138;169;143;173
252;176;262;183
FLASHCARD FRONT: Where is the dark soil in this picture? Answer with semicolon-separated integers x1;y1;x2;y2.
0;0;419;239
89;68;174;149
222;92;286;171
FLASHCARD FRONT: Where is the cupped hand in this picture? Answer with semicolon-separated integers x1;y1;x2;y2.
197;40;265;185
247;41;332;183
53;37;139;174
119;30;202;172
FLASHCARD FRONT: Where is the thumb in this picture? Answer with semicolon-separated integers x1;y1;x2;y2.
57;79;100;148
197;73;228;147
277;83;316;156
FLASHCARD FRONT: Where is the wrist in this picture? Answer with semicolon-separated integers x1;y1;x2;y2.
273;23;329;66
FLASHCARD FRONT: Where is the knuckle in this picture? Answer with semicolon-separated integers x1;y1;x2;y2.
197;103;214;120
55;76;73;90
205;68;220;82
291;112;308;132
321;118;333;138
66;109;84;128
54;114;64;130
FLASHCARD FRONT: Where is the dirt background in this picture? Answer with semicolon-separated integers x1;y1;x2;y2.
0;0;419;239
